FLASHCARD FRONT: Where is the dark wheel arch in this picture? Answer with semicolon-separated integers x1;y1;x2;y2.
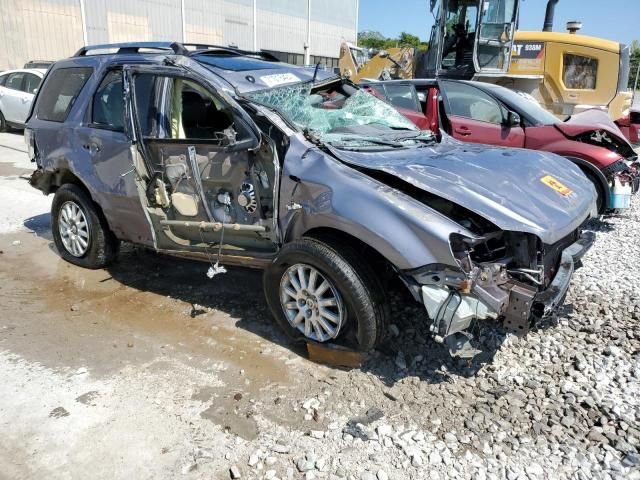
264;236;389;351
33;168;119;240
51;183;119;269
564;156;610;213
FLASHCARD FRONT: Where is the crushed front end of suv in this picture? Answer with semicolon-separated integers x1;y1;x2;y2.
27;42;597;358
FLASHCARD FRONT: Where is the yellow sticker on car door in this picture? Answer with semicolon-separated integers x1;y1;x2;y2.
541;175;573;196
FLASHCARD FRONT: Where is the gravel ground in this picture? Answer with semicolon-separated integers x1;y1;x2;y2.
0;131;638;479
218;207;640;480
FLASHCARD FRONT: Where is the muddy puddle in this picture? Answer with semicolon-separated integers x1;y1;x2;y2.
0;230;331;437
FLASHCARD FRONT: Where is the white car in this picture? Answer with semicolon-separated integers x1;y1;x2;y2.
0;68;46;130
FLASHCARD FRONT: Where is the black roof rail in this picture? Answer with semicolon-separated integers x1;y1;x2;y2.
188;45;281;62
73;42;181;57
73;41;281;62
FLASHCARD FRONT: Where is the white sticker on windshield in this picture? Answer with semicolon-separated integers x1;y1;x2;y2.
260;73;301;88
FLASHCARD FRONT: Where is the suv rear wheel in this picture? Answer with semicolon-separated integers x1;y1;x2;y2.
51;184;119;269
264;238;388;351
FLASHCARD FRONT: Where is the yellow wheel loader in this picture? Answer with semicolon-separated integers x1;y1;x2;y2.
482;2;632;121
338;42;415;82
342;0;632;122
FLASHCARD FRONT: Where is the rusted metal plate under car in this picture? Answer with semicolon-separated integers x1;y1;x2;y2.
503;283;536;335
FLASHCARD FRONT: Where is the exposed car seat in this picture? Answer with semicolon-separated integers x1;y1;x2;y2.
182;91;211;138
181;90;233;139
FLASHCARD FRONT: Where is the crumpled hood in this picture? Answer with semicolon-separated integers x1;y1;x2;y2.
556;110;637;159
559;110;631;142
330;140;597;245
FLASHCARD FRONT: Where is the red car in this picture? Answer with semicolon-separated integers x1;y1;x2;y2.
616;106;640;146
363;79;639;213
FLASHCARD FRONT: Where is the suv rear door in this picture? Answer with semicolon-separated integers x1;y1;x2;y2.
73;68;156;245
30;64;156;246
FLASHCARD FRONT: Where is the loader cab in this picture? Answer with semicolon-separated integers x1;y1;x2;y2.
418;0;519;79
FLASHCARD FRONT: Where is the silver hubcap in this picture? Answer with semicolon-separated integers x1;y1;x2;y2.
58;201;90;257
280;264;345;342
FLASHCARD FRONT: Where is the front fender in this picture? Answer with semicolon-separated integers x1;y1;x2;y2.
279;136;476;270
563;156;611;210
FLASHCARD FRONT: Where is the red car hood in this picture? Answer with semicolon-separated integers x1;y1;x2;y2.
558;110;628;141
554;109;637;159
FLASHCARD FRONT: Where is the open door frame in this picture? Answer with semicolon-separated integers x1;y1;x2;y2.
122;63;280;263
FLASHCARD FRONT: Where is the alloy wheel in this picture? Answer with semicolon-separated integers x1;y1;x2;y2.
58;201;90;257
279;263;345;342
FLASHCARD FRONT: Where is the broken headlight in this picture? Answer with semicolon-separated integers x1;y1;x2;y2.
575;130;634;157
450;231;547;289
449;232;508;272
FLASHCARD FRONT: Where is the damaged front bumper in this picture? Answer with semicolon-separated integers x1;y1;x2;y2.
528;230;594;322
419;231;595;357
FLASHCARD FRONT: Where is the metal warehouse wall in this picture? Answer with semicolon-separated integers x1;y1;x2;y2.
0;0;84;70
0;0;358;70
84;0;184;44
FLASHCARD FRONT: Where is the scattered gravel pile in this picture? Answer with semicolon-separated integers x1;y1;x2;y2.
222;201;640;480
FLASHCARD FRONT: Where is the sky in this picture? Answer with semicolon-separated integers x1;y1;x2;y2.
358;0;638;46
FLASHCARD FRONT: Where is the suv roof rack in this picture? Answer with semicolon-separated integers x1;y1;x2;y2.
73;41;280;62
73;42;177;57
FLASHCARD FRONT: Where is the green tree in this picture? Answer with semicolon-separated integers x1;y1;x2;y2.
398;32;421;46
358;31;429;52
357;31;387;50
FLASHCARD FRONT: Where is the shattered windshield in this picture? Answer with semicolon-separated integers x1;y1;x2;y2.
247;81;434;148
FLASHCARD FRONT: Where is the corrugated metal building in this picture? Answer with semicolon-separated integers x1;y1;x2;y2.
0;0;358;70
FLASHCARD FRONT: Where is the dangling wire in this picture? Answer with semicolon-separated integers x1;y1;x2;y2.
200;224;227;279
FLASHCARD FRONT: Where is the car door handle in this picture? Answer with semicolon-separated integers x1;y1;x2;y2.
454;127;472;136
82;143;101;154
21;97;30;103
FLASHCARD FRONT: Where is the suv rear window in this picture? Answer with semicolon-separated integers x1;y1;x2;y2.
36;67;93;122
92;70;124;131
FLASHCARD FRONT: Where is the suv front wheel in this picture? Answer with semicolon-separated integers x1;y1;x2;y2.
51;184;119;269
264;238;388;351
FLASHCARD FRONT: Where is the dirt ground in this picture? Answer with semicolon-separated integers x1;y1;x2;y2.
0;131;312;478
0;227;318;478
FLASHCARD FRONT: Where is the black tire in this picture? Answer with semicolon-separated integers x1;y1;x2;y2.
263;237;388;351
51;184;119;269
0;110;7;132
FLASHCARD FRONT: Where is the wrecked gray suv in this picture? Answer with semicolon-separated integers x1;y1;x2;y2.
27;42;597;355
